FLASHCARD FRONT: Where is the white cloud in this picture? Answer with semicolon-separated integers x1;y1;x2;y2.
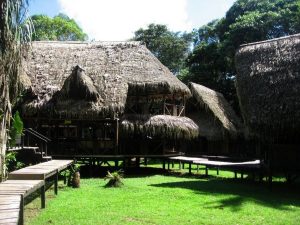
58;0;192;41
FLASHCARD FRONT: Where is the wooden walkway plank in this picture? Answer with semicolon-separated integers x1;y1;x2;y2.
1;160;73;225
8;160;73;180
0;195;21;225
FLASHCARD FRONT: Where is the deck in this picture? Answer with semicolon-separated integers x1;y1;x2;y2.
0;160;73;225
168;156;261;175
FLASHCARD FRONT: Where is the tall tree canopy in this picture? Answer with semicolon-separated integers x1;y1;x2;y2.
31;13;87;41
184;0;300;106
0;0;32;180
133;24;193;74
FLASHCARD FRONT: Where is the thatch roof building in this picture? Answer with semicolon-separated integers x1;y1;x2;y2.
235;34;300;144
20;41;197;157
22;41;190;119
185;82;243;156
188;82;242;141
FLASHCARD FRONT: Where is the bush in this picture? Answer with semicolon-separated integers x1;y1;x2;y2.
104;170;124;188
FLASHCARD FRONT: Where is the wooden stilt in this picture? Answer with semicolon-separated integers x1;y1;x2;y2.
54;170;58;195
19;195;24;225
189;162;192;174
41;185;45;209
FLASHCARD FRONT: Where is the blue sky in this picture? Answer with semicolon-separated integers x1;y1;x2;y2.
29;0;236;41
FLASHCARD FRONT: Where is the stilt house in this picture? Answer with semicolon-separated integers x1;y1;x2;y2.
20;41;198;158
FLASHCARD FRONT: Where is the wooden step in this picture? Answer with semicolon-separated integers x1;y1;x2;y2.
22;146;39;151
42;156;52;162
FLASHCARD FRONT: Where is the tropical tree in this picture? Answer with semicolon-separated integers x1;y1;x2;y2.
185;0;300;109
31;13;87;41
0;0;32;181
133;24;193;74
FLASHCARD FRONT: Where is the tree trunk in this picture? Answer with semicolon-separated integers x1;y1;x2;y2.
0;91;11;182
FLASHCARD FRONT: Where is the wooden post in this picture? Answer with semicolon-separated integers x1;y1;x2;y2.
189;162;192;174
41;185;45;209
167;160;170;170
19;195;24;225
179;161;182;170
115;160;119;170
144;157;148;166
205;166;208;176
162;159;166;170
54;170;58;195
217;167;219;175
183;95;186;117
197;165;199;173
234;171;237;179
163;96;166;115
115;119;119;155
268;171;273;189
241;173;244;179
136;158;140;168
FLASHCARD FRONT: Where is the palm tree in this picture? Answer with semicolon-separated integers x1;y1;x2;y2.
0;0;32;181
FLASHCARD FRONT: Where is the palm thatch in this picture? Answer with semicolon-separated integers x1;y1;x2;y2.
188;82;243;140
21;41;190;118
121;114;199;140
235;34;300;143
60;65;99;101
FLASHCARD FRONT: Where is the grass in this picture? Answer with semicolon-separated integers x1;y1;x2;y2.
25;166;300;225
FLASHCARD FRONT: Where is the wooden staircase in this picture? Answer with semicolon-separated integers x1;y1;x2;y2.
8;128;52;163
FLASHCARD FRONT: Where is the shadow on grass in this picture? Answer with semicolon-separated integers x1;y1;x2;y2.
150;177;300;211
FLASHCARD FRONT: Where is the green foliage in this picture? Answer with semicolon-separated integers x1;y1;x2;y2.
104;170;124;187
31;13;88;41
185;0;300;109
65;164;81;187
9;111;23;146
133;24;193;74
5;151;25;174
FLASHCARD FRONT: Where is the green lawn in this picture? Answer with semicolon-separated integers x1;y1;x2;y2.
25;171;300;225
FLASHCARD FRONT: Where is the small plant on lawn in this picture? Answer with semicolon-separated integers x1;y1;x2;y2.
66;164;81;188
104;170;124;187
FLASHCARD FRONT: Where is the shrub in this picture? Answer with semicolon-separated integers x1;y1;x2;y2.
104;170;124;188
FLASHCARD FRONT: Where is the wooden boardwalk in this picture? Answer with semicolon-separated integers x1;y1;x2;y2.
8;160;73;180
168;156;261;175
0;160;73;225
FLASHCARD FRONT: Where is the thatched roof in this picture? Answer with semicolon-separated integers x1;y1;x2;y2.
235;34;300;143
188;82;243;140
22;41;190;118
121;114;199;140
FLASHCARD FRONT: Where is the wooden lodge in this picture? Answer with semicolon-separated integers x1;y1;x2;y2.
186;82;244;156
19;41;199;159
235;34;300;175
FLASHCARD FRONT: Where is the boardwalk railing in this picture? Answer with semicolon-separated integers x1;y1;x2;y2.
22;128;51;156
